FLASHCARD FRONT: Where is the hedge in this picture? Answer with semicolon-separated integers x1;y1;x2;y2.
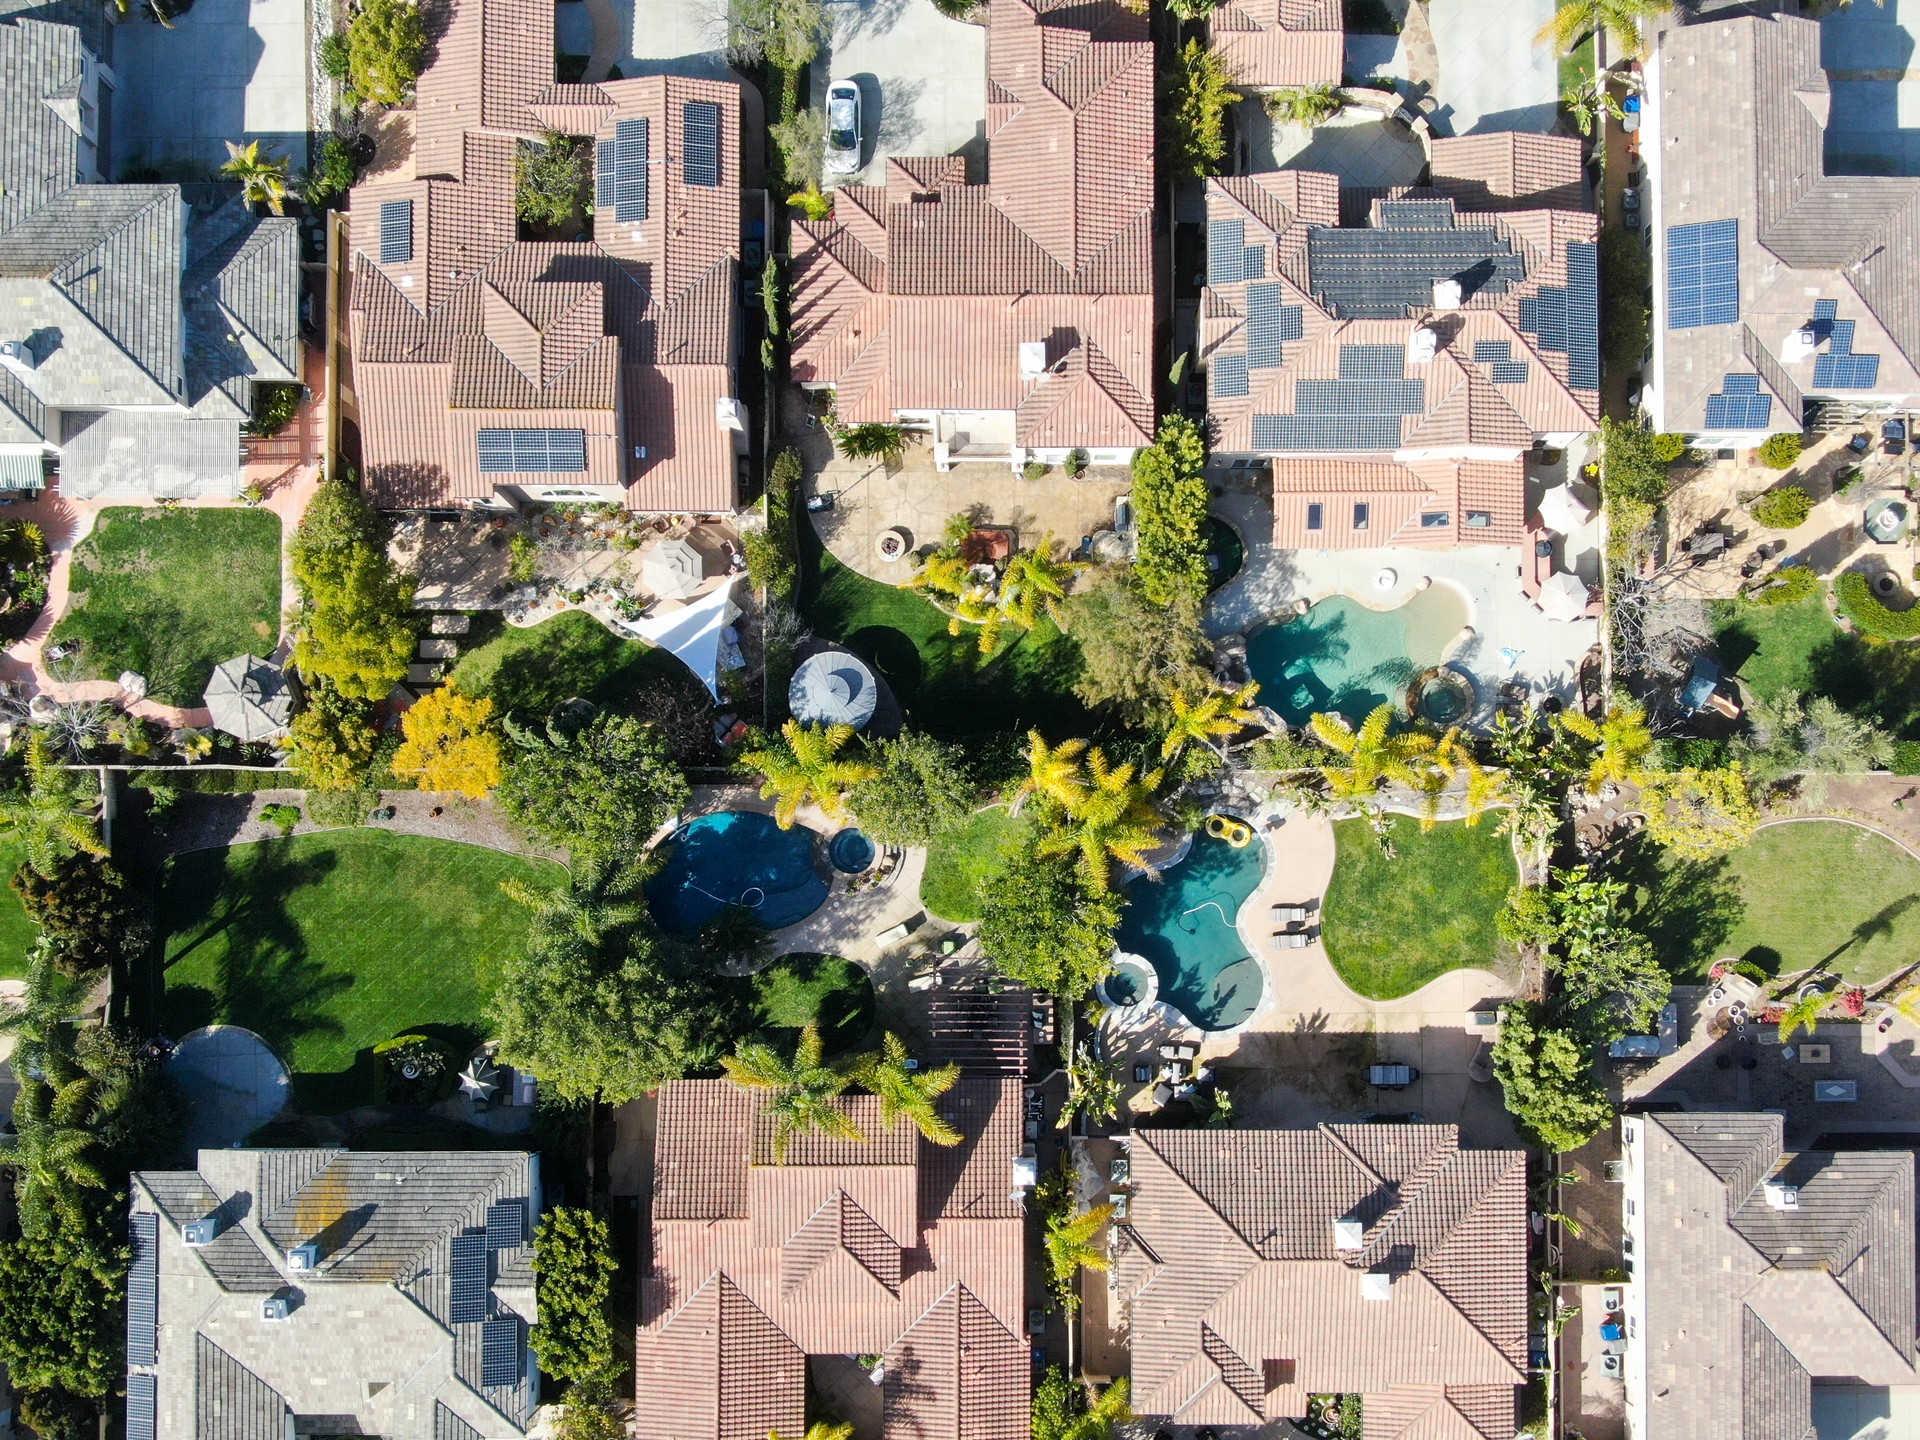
1757;432;1804;469
1835;570;1920;640
1892;740;1920;776
1751;485;1812;529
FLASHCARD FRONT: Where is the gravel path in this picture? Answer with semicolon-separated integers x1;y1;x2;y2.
158;788;565;864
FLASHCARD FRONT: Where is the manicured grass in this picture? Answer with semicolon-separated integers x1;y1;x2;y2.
51;507;282;704
1558;31;1596;95
1710;592;1920;737
799;522;1090;739
0;836;38;980
153;831;561;1112
450;609;706;715
921;806;1033;922
745;953;876;1055
1632;820;1920;986
1321;817;1515;1000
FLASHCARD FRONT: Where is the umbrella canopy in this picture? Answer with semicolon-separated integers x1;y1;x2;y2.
1538;571;1592;622
1536;483;1594;535
203;654;292;741
618;577;742;700
789;651;879;729
641;536;706;600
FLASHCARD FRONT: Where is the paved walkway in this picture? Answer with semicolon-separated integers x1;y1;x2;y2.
1422;0;1559;137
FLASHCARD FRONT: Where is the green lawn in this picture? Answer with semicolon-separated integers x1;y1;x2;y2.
450;609;710;716
1710;592;1920;737
1558;31;1596;94
743;953;875;1055
921;807;1032;922
1321;817;1515;1000
50;508;282;705
0;836;38;979
799;521;1089;739
153;831;561;1112
1631;821;1920;986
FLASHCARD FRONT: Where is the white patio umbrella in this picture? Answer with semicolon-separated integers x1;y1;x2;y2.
459;1057;500;1100
789;651;879;729
1538;571;1592;622
641;536;706;600
203;654;292;741
1535;483;1594;536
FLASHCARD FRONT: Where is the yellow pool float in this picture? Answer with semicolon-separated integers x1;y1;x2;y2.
1205;814;1252;848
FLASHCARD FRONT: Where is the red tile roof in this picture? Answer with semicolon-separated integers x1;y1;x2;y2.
346;2;741;511
1428;134;1590;214
790;0;1155;450
1210;0;1344;90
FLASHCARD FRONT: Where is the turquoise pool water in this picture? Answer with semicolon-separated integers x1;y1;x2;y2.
645;811;829;937
1247;588;1468;725
1115;832;1265;1030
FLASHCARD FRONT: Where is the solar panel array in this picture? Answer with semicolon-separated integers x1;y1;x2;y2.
127;1373;157;1440
605;117;648;223
1703;373;1773;430
1812;317;1881;390
1380;199;1457;230
683;101;721;187
476;429;588;474
481;1317;521;1388
1245;284;1304;369
450;1232;489;1324
487;1200;526;1249
1212;353;1249;398
1564;241;1600;390
1307;222;1524;318
1666;220;1739;329
1472;339;1530;385
379;200;412;265
1208;220;1246;282
128;1212;159;1366
1337;344;1405;380
1814;298;1839;322
1251;344;1426;450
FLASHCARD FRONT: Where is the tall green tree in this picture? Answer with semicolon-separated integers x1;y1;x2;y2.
10;853;147;978
346;0;427;104
531;1208;616;1385
0;1202;128;1405
1735;688;1893;785
1063;573;1213;730
978;838;1120;999
2;1074;108;1236
1036;748;1168;892
289;478;415;701
515;131;591;227
1166;37;1234;180
1130;415;1211;605
1033;1370;1133;1440
728;0;827;70
498;711;689;863
1536;0;1670;57
721;1022;861;1161
742;720;880;828
848;730;974;846
1490;1001;1612;1152
284;681;380;791
1044;1202;1114;1308
0;733;104;879
854;1032;961;1146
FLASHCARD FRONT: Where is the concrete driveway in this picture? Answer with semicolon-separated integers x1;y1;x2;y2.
1423;0;1559;136
555;0;733;81
110;0;308;175
815;0;986;188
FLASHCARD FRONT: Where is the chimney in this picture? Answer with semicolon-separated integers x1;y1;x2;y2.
182;1214;223;1248
1361;1270;1393;1302
1406;326;1438;366
260;1295;291;1322
1431;278;1463;310
1779;325;1820;364
285;1242;320;1272
1763;1181;1800;1211
1333;1218;1365;1252
715;396;746;432
1019;341;1048;383
0;339;37;383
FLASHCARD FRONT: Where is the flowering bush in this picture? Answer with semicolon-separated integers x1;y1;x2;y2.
1840;987;1866;1018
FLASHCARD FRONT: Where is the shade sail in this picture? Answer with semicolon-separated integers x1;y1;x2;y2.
617;578;741;700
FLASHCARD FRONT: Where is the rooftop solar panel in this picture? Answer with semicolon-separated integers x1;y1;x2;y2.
1252;414;1407;450
450;1233;488;1324
613;117;648;223
1520;290;1566;353
1241;246;1265;280
595;141;614;209
1380;199;1458;230
1490;361;1530;385
1666;220;1739;329
127;1373;157;1440
1208;219;1246;283
1212;353;1249;398
379;200;412;266
481;1317;521;1388
487;1200;526;1250
1703;373;1772;429
1565;241;1600;390
1337;345;1404;381
1814;353;1880;389
128;1212;158;1367
683;101;721;187
1246;283;1302;369
1813;298;1838;321
476;429;588;474
1472;341;1512;363
1308;221;1525;319
1723;373;1759;394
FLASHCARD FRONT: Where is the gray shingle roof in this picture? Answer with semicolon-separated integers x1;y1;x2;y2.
195;1335;287;1440
184;198;302;414
0;15;86;233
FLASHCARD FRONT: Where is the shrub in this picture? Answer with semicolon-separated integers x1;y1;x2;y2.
345;0;427;106
1063;449;1087;478
1022;460;1048;482
1836;570;1920;641
304;134;360;208
1744;565;1817;607
930;0;978;14
1248;731;1325;770
1892;740;1920;776
1166;38;1234;181
516;131;591;228
1655;736;1730;770
1265;85;1344;126
305;786;378;828
259;801;301;836
1131;415;1210;605
1651;432;1688;464
245;384;302;438
835;423;906;463
319;31;351;79
1757;431;1804;469
1750;485;1812;529
1599;229;1650;382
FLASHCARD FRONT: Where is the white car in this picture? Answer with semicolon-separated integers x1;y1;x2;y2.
825;81;862;176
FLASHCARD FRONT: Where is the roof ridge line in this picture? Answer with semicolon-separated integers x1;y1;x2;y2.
1315;1122;1389;1191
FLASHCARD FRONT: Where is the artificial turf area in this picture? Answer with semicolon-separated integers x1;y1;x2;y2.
1630;820;1920;986
921;807;1033;922
799;521;1090;739
50;507;282;704
449;609;706;715
0;835;38;979
1710;591;1920;737
1321;816;1515;1000
743;953;876;1056
153;831;561;1111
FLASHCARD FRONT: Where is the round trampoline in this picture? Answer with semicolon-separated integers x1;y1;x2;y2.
168;1025;293;1150
790;651;880;730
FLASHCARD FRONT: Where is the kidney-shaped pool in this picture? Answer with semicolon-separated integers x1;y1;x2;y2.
1114;830;1266;1031
1247;587;1469;726
644;811;830;937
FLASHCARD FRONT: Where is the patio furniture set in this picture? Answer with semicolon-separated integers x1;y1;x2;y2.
1272;900;1319;949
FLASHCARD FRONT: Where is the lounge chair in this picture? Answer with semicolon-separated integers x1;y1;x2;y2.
1271;904;1308;925
1273;931;1311;949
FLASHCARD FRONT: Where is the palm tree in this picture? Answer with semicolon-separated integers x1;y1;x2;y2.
1161;681;1262;762
991;535;1080;647
1045;1202;1114;1308
1013;731;1090;814
500;865;642;948
0;732;106;879
701;903;772;972
770;1426;856;1440
741;720;880;828
1535;0;1671;58
1308;704;1439;807
721;1022;862;1161
221;140;293;215
1057;1041;1122;1131
1037;748;1166;891
854;1032;962;1146
1053;1379;1133;1440
1559;703;1656;792
1777;988;1829;1043
2;1075;108;1236
1434;728;1505;827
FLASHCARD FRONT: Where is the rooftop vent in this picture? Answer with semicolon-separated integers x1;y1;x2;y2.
0;339;37;371
716;396;746;432
260;1295;291;1323
1780;326;1820;364
1432;278;1463;310
1019;341;1048;383
182;1215;222;1248
1333;1218;1365;1252
285;1242;320;1272
1763;1181;1800;1211
1361;1270;1393;1302
1406;326;1438;366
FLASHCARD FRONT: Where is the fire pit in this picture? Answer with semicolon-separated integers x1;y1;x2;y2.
874;527;912;563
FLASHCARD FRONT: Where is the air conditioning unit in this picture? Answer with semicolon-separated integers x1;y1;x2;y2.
285;1242;321;1272
260;1296;291;1322
182;1216;222;1247
1763;1181;1800;1211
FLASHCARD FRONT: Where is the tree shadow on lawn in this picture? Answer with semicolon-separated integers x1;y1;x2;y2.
1616;834;1745;981
1808;632;1920;738
157;840;356;1107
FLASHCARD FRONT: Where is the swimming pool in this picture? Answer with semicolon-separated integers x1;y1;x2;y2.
1114;831;1265;1031
644;811;829;937
829;828;876;873
1246;587;1469;726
